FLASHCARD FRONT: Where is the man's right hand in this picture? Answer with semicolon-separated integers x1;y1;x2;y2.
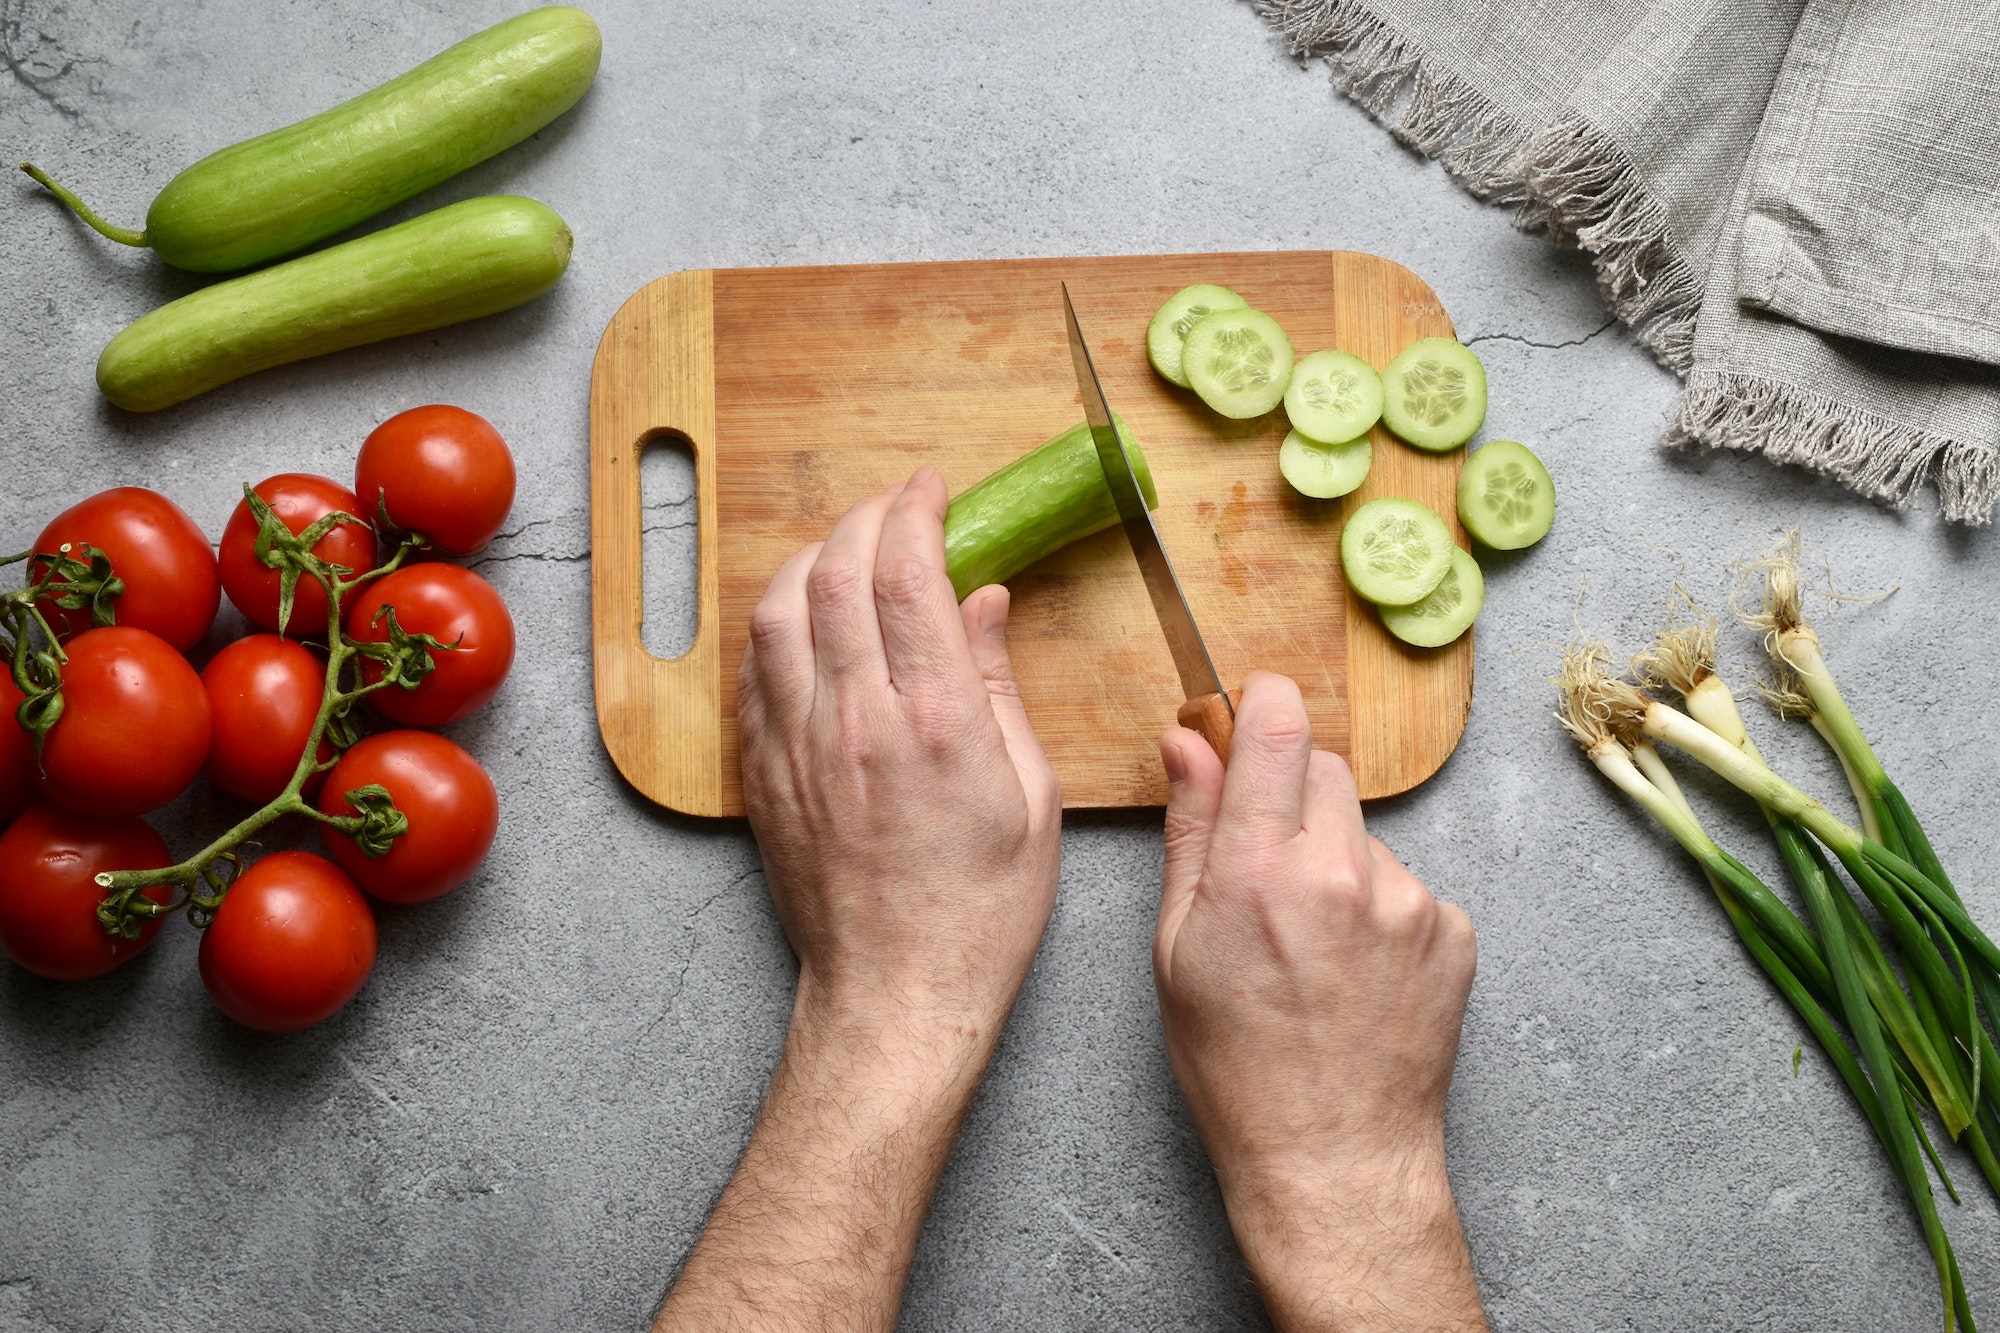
1153;671;1487;1333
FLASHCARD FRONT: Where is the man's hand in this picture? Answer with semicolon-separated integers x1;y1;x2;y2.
1154;671;1486;1333
736;466;1061;1032
654;468;1060;1333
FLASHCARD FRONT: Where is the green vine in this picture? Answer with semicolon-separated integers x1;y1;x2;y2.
90;488;445;937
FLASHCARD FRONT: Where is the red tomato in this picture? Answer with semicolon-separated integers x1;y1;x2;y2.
40;627;211;818
355;405;517;556
347;564;514;726
0;803;170;980
0;677;37;828
33;486;219;653
317;730;498;904
218;474;377;636
198;851;376;1033
202;635;331;804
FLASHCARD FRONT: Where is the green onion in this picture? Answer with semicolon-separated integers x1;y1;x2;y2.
1746;531;2000;1120
1561;643;1973;1332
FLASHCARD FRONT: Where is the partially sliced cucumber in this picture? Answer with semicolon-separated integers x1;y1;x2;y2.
1279;429;1371;500
1381;546;1483;647
1457;439;1554;550
1339;497;1453;606
1381;337;1486;452
1147;284;1248;388
1182;308;1293;419
1284;349;1382;444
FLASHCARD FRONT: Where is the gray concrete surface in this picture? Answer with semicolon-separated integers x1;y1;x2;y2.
3;1;1997;1329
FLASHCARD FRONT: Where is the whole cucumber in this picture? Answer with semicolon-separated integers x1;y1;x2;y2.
944;416;1159;601
96;195;572;412
23;7;599;273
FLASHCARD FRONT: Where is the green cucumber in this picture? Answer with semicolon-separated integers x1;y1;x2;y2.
945;416;1157;600
1284;349;1383;444
22;7;600;273
1182;308;1293;419
96;196;572;412
1147;284;1248;388
1381;337;1487;452
1339;497;1453;606
1458;439;1555;550
1380;546;1483;647
1278;429;1371;500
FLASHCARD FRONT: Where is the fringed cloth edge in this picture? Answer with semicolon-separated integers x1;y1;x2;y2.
1667;370;2000;526
1251;0;1701;373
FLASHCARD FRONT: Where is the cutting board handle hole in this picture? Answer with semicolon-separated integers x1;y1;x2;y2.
638;430;699;660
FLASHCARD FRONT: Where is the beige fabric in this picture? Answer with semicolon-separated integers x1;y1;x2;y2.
1255;0;2000;523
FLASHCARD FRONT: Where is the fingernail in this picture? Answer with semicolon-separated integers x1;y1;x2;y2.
886;479;909;495
977;586;1008;636
910;465;936;488
1161;739;1187;785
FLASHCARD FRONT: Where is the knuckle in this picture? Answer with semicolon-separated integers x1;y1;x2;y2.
806;558;867;610
1374;876;1437;933
746;600;794;654
1246;701;1310;753
1314;849;1372;906
1388;894;1437;939
873;554;936;609
1439;901;1479;963
903;691;972;755
1038;774;1063;820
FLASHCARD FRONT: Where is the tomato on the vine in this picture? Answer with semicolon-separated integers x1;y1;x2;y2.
218;474;377;637
347;564;514;726
318;730;498;904
34;486;219;653
202;635;331;804
198;851;376;1033
0;803;170;980
39;627;210;818
355;405;517;556
0;676;37;828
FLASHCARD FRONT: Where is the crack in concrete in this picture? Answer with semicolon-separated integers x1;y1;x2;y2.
473;517;698;567
635;867;763;1047
1465;317;1618;352
472;547;590;566
1050;1200;1133;1274
2;1;99;122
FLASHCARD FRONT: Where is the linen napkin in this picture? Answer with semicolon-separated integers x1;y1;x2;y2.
1253;0;2000;523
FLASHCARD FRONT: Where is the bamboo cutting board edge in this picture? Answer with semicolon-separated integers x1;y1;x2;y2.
590;252;1472;818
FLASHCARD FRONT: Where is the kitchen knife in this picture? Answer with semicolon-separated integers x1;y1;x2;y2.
1061;283;1241;764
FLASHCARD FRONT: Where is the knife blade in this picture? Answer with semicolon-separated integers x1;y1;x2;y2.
1061;283;1239;761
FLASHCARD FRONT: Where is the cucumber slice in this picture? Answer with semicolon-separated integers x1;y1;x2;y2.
1147;284;1249;388
1381;337;1486;452
1182;308;1294;420
1457;439;1554;550
1284;349;1383;445
1278;429;1371;500
1339;497;1453;606
1380;546;1484;648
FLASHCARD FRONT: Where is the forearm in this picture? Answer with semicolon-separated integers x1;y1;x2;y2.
1221;1143;1487;1333
653;981;997;1333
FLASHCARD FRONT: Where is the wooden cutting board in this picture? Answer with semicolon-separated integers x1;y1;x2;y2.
590;251;1471;817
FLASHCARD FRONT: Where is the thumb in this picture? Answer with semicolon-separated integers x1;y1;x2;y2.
1156;725;1223;989
960;584;1054;788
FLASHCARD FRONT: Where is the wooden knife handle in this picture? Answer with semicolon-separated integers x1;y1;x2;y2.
1177;689;1242;767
